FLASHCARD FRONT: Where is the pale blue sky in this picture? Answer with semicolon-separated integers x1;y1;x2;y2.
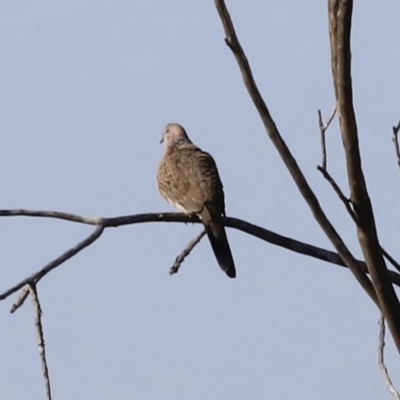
1;1;400;399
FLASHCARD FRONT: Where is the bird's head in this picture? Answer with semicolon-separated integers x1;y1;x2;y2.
160;123;191;148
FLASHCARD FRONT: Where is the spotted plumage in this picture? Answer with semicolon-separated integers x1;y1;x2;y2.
157;123;236;278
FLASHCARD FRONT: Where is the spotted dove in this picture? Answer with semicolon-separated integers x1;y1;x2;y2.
157;123;236;278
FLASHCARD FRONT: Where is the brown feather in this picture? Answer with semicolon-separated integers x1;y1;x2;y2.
157;124;236;278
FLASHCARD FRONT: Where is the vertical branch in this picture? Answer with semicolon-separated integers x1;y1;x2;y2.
318;107;337;170
328;0;400;352
378;315;400;399
214;0;377;304
318;110;328;170
392;120;400;174
29;284;52;400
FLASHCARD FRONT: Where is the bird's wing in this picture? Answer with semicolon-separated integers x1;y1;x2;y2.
157;145;225;215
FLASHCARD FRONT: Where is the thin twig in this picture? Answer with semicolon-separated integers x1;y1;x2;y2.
325;107;337;131
170;229;207;275
1;225;104;302
318;107;336;170
0;209;101;225
381;248;400;274
10;285;30;313
392;119;400;173
378;315;400;399
318;166;400;275
317;166;357;222
317;112;400;274
0;209;197;227
318;110;327;170
317;106;356;221
29;284;52;400
317;169;400;275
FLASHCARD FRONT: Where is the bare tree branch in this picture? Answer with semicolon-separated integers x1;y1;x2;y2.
10;285;30;313
2;210;400;301
328;0;400;351
317;166;356;220
378;315;400;400
0;209;100;225
318;166;400;275
213;0;377;304
317;107;358;223
392;119;400;174
318;107;337;170
170;229;207;275
29;284;52;400
381;249;400;275
317;114;400;275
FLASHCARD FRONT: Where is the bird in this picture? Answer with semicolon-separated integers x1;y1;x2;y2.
157;123;236;278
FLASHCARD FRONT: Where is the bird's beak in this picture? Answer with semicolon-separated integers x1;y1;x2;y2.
159;135;164;144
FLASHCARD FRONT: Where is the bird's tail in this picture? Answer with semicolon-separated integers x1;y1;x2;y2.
203;216;236;279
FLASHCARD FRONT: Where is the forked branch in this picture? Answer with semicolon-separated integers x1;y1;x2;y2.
29;284;52;400
2;209;400;304
328;0;400;351
317;111;400;274
318;107;336;170
214;0;377;304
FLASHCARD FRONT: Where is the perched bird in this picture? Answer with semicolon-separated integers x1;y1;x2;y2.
157;123;236;278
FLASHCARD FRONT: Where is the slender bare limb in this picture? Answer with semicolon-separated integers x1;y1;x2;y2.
318;107;337;170
329;0;400;351
317;166;357;220
317;173;400;274
392;119;400;173
0;209;190;227
10;285;30;313
1;211;396;276
0;225;104;302
378;315;400;400
0;209;101;225
2;210;400;301
318;110;327;170
316;179;400;274
213;0;377;304
317;107;356;222
316;114;400;275
29;284;52;400
318;167;400;275
325;107;337;129
170;229;207;275
381;249;400;274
